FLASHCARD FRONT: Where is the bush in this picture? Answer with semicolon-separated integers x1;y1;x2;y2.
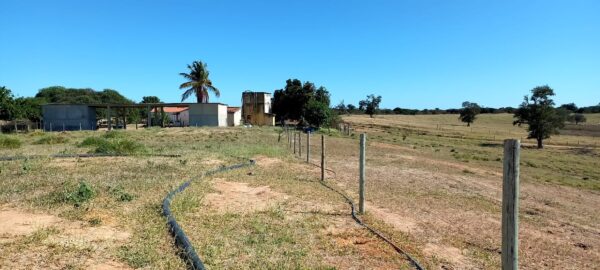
103;131;126;139
93;139;146;155
79;136;147;155
34;134;69;144
0;135;22;149
78;137;108;147
66;181;96;207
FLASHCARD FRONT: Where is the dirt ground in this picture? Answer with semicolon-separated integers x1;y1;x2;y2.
315;135;600;269
0;207;132;269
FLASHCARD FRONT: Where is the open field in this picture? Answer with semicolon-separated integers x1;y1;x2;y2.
0;114;599;269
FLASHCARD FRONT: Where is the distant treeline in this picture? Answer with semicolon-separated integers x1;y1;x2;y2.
334;103;600;115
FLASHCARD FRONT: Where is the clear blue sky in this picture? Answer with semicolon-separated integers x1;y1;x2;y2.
1;0;599;109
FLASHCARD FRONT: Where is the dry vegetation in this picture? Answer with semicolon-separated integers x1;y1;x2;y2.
0;114;598;269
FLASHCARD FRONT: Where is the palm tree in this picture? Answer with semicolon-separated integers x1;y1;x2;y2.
179;61;220;103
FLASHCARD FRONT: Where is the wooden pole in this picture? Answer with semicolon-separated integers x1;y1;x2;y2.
502;139;520;270
321;134;325;181
359;133;366;214
147;106;152;127
293;133;296;154
107;106;112;131
299;132;302;157
306;132;310;163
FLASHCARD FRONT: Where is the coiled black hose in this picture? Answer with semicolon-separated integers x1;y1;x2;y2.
162;160;256;270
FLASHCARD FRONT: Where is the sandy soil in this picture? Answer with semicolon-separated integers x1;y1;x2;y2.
0;207;131;270
324;139;600;269
203;180;289;213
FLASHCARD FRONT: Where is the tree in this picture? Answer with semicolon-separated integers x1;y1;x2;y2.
334;100;348;114
559;103;578;112
179;61;220;103
347;104;357;112
272;79;331;126
0;86;15;120
568;113;587;125
459;101;481;127
513;85;566;149
304;98;332;128
141;96;161;104
358;94;382;117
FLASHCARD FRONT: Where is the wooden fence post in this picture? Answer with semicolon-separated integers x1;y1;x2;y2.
502;139;520;270
359;133;366;214
293;133;296;154
306;132;310;163
298;132;302;157
321;134;325;181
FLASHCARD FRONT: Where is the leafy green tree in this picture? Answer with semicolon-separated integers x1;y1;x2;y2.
559;103;578;112
179;61;220;103
13;97;43;121
0;86;15;120
459;101;481;126
567;113;587;125
334;100;348;114
141;96;161;103
358;94;382;117
304;99;332;128
272;79;331;125
347;104;357;112
513;85;566;149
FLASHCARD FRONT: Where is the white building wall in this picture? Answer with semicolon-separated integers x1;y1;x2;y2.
188;103;227;127
227;110;241;126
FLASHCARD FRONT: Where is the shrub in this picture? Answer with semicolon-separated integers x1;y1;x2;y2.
0;135;21;149
34;134;69;144
103;131;126;139
79;136;146;155
93;139;147;155
78;137;108;147
66;181;96;207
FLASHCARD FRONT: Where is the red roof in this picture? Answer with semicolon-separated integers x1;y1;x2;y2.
151;107;188;113
227;107;240;113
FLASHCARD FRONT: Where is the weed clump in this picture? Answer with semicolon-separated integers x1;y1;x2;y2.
0;135;22;149
103;131;126;139
108;185;134;202
78;136;147;155
66;181;96;207
34;134;69;144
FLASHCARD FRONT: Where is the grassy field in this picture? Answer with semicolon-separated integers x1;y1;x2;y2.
0;114;598;269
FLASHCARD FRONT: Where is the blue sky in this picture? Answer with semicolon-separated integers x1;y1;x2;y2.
1;0;599;109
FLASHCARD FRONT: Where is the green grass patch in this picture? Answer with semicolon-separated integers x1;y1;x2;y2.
79;136;147;155
0;135;22;149
34;134;69;144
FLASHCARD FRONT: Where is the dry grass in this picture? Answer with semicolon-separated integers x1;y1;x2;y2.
2;116;598;269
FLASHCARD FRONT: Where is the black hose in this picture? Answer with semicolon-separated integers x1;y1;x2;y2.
0;153;181;161
162;160;256;270
300;153;425;269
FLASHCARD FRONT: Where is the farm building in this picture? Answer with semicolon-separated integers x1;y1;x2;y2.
42;104;97;131
241;91;275;126
41;103;231;131
227;107;241;126
151;107;189;126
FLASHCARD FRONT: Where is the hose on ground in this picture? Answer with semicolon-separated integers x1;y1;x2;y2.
0;153;181;161
299;154;425;270
162;160;256;270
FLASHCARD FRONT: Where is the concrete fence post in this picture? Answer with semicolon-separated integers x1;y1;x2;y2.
359;133;366;214
321;134;325;181
80;122;82;131
502;139;520;270
50;123;53;132
293;133;296;154
306;132;310;163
